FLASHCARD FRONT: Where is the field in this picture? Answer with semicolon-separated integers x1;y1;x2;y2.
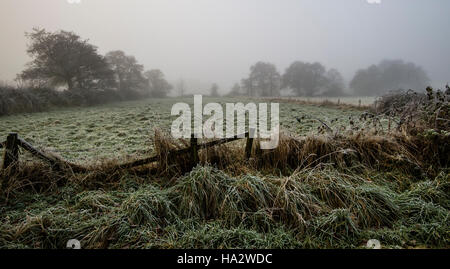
0;97;364;162
264;96;376;106
0;97;448;249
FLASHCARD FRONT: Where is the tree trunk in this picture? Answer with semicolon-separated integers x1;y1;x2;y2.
67;78;74;91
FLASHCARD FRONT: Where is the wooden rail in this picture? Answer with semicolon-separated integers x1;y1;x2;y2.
0;132;87;172
17;137;87;172
1;129;256;172
117;130;253;169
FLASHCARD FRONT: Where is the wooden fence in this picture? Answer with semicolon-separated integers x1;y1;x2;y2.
0;129;256;173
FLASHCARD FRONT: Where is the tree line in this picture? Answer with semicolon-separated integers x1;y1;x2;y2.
1;28;174;115
225;60;430;97
16;28;431;99
16;28;173;99
1;28;433;115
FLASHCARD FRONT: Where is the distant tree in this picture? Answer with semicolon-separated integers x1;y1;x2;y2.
349;65;381;96
105;50;146;95
176;79;186;97
243;62;281;96
282;61;330;96
144;69;172;98
210;83;220;97
350;59;430;96
241;78;253;96
227;82;241;96
322;68;345;97
18;28;115;91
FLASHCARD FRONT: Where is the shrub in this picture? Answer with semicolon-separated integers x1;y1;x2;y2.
375;86;450;132
0;85;134;116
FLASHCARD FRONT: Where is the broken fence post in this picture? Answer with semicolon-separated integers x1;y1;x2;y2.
2;132;19;171
245;128;255;160
190;133;199;166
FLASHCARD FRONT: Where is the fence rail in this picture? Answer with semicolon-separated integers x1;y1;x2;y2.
1;130;255;173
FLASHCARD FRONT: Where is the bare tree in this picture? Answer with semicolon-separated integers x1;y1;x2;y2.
105;50;146;96
210;83;220;97
18;28;115;91
242;62;281;96
176;79;186;97
322;68;345;97
350;59;430;96
227;82;241;96
282;61;334;96
144;69;172;98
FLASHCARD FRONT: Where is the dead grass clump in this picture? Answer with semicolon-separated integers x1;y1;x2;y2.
401;199;449;226
221;175;274;226
69;168;127;190
253;132;422;175
199;142;244;172
172;166;275;227
269;175;323;229
306;209;359;248
74;190;122;214
172;165;233;219
253;132;304;172
121;185;175;226
164;220;294;249
154;129;191;176
396;173;450;226
8;206;122;248
294;167;400;229
294;167;362;208
406;133;450;172
405;177;450;209
153;129;246;177
0;161;66;200
66;157;159;190
352;184;400;228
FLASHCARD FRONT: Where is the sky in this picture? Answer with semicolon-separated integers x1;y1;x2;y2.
0;0;449;94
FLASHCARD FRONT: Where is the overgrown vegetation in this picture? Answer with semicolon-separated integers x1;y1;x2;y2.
0;131;448;248
0;159;448;249
375;85;450;132
0;89;448;249
0;28;173;116
0;85;124;116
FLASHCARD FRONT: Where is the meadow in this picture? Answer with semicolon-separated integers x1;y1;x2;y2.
264;96;376;106
0;97;448;249
0;97;364;162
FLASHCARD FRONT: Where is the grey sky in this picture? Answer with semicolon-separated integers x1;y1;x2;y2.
0;0;449;93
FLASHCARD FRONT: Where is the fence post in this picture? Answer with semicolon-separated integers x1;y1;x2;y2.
245;128;255;160
2;132;19;171
190;133;199;166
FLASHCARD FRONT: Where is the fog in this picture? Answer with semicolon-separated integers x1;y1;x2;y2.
1;0;449;94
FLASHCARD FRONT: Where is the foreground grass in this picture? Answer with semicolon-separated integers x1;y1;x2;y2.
0;96;447;249
0;164;448;249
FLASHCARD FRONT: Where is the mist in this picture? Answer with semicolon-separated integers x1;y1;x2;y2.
1;0;450;251
1;0;449;94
